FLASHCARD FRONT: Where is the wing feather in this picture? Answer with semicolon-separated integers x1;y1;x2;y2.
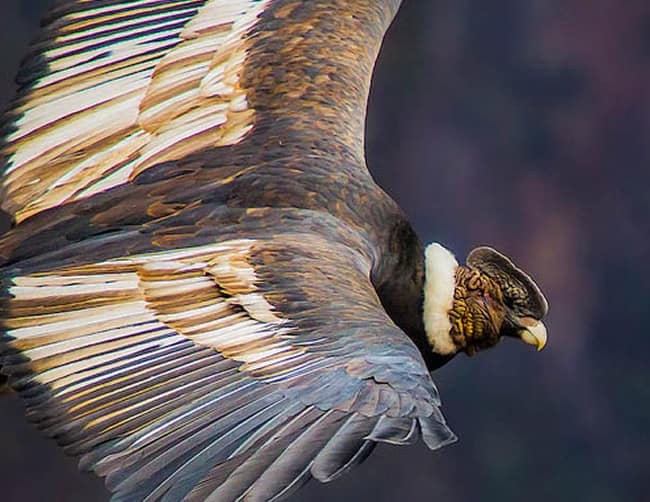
2;0;403;228
1;0;268;223
310;413;378;482
1;234;454;500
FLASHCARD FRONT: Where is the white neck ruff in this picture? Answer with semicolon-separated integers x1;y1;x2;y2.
423;243;458;355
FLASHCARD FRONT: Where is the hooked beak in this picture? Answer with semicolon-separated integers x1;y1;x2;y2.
518;317;548;351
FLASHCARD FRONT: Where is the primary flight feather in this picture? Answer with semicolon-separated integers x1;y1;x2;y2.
0;1;548;501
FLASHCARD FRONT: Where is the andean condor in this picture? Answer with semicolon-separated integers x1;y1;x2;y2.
0;1;548;500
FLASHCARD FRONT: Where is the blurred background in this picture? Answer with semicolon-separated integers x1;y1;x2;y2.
0;1;648;501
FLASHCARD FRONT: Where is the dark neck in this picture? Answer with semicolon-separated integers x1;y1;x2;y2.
371;218;455;371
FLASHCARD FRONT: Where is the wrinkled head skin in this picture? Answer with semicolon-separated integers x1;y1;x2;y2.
424;245;548;357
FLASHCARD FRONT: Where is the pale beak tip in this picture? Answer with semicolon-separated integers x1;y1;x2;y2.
520;321;548;352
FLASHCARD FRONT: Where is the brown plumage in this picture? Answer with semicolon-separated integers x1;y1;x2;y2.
0;1;548;501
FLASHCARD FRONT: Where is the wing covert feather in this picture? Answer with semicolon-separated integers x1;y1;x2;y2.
1;0;265;223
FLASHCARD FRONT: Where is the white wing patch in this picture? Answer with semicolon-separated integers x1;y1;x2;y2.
2;0;272;223
3;239;307;393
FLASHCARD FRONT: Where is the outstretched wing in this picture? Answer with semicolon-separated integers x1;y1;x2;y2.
1;232;455;501
0;2;451;500
1;0;398;224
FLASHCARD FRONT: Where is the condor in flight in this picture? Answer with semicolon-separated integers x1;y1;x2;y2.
0;1;548;501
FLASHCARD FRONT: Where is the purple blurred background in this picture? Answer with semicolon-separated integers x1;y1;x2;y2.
1;1;648;501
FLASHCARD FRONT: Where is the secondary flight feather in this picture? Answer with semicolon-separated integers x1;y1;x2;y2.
0;1;549;501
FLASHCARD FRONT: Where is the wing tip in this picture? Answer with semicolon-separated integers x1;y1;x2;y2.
418;415;458;451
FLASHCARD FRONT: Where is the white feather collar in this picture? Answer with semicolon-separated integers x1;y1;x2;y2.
423;243;458;355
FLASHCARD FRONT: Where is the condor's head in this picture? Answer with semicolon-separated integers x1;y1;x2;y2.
424;244;548;358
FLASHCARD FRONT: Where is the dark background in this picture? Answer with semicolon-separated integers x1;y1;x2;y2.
1;1;648;501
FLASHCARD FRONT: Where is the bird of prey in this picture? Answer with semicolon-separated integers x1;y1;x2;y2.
0;1;549;501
